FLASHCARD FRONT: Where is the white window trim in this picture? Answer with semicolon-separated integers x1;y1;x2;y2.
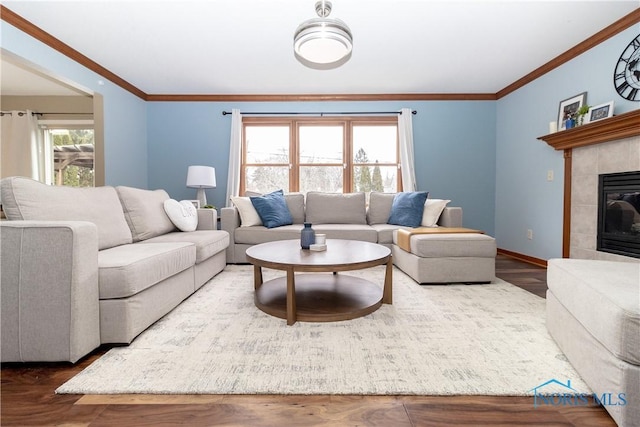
39;119;94;128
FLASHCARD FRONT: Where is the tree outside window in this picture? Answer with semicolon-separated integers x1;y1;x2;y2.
50;128;95;187
241;117;400;195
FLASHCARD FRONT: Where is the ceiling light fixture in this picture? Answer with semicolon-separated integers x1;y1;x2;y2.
293;0;352;69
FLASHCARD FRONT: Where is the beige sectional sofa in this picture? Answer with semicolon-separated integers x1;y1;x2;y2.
221;191;462;264
0;176;229;363
223;190;496;283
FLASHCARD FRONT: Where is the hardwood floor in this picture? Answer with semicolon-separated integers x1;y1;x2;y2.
1;255;615;426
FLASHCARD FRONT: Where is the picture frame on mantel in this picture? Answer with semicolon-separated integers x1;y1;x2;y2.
586;101;614;123
557;92;587;130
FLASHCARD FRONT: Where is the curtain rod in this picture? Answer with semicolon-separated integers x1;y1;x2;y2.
221;110;416;116
0;111;93;116
37;112;93;115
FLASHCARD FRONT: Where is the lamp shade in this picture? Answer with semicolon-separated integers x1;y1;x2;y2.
186;166;216;188
186;165;216;207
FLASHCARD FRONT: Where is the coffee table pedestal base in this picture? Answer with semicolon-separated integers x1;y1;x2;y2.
255;274;384;324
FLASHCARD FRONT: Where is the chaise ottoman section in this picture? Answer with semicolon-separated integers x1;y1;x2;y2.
392;232;496;283
546;258;640;427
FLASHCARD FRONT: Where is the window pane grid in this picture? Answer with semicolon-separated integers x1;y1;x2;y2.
242;117;399;194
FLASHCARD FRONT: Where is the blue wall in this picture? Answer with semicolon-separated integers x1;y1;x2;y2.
146;100;496;235
1;21;149;188
5;16;638;259
1;18;497;236
495;25;640;260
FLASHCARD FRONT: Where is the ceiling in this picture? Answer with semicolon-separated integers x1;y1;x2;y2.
1;0;639;97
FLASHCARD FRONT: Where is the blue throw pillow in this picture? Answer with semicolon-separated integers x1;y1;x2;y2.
250;190;293;228
387;191;429;227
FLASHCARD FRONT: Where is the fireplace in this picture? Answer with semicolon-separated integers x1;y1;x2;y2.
598;171;640;258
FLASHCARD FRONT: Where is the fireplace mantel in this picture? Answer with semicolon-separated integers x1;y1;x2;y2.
538;109;640;150
537;108;640;258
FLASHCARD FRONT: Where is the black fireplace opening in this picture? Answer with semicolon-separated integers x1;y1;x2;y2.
598;171;640;258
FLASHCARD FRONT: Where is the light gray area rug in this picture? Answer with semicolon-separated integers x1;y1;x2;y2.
57;265;589;395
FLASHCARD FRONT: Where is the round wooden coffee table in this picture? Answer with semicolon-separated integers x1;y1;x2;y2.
245;239;392;325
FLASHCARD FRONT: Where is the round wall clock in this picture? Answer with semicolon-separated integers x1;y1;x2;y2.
614;34;640;101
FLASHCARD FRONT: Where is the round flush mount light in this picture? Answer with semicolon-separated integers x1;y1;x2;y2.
294;1;352;69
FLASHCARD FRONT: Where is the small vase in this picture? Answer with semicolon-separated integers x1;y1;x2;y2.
300;222;316;249
565;118;575;129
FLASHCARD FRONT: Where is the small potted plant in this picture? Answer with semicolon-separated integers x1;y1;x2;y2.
576;105;590;126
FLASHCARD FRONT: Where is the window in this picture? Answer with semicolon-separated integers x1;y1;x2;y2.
41;121;95;187
242;117;400;195
352;124;399;193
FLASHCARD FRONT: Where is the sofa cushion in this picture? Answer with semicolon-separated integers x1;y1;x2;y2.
231;196;262;227
305;192;367;224
234;192;305;226
117;186;176;242
163;199;198;232
250;190;293;228
388;191;428;227
284;193;305;224
547;258;640;365
146;230;229;264
234;224;303;245
422;199;451;227
0;176;132;250
371;223;407;244
98;242;195;299
311;224;378;242
367;192;395;225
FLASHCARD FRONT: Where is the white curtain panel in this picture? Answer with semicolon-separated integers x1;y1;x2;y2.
398;108;417;192
1;110;49;182
225;109;242;206
41;128;54;184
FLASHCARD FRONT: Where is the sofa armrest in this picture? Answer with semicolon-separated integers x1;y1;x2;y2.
221;206;240;229
1;220;100;362
196;208;218;230
438;207;463;228
221;207;240;262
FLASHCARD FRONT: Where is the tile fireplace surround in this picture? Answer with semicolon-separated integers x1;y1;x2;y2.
539;109;640;263
572;135;640;261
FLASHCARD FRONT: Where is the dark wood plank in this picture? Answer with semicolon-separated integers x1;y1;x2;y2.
495;254;548;298
87;402;412;427
0;255;616;426
405;396;614;427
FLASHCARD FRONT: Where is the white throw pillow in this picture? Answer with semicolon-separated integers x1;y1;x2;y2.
163;199;198;232
421;199;451;227
231;196;263;227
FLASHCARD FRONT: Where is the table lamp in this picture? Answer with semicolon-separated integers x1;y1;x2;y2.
186;165;216;207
